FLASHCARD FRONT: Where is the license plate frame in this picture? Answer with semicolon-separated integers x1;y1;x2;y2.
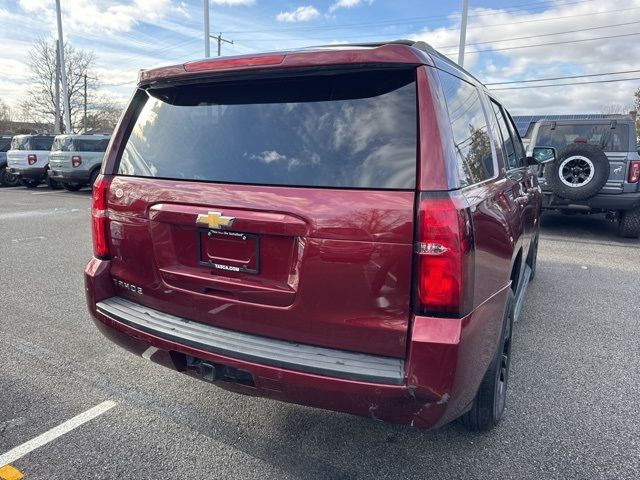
196;228;260;274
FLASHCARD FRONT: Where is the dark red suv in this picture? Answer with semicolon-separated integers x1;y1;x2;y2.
85;41;546;431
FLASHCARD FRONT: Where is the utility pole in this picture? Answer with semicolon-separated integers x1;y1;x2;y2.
458;0;469;68
54;40;61;134
55;0;72;133
212;32;233;56
203;0;210;58
83;73;87;133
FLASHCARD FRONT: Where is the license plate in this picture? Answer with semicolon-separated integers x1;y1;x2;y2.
197;228;260;274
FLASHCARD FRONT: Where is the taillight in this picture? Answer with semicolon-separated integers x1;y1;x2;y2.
91;175;112;259
629;161;640;183
414;192;474;317
71;155;82;168
28;154;37;165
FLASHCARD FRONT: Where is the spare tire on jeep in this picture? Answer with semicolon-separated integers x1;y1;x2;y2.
544;143;609;201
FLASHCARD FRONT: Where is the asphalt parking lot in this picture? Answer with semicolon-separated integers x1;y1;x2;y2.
0;185;638;480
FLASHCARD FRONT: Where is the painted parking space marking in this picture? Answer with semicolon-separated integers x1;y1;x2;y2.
0;401;116;467
0;465;23;480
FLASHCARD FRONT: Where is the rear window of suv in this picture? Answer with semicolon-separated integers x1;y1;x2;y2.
118;68;417;189
537;124;629;152
53;137;110;152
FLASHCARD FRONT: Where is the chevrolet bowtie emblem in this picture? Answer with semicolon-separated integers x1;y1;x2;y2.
196;211;235;230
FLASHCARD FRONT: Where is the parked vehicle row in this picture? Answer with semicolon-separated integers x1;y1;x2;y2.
1;133;110;190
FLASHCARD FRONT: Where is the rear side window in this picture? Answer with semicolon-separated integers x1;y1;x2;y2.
73;139;109;152
490;100;517;169
537;124;629;152
118;69;418;189
437;71;494;187
11;137;29;150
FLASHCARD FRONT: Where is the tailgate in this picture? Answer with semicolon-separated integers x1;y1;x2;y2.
106;66;418;357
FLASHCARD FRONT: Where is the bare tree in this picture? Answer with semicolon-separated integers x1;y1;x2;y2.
0;98;11;132
20;37;96;133
600;103;634;115
83;96;125;133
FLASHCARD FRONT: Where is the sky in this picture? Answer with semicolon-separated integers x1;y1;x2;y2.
0;0;639;117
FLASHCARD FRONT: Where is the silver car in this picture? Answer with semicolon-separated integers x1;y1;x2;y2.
48;134;111;190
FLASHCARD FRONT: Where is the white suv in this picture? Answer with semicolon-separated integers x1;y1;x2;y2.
6;134;57;188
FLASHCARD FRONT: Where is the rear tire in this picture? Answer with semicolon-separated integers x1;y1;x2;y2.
19;178;40;188
0;166;20;187
460;290;515;432
46;174;62;189
63;183;83;192
618;207;640;238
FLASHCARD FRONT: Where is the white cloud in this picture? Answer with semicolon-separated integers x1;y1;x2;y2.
410;0;640;114
328;0;372;13
17;0;174;33
277;6;320;22
250;150;300;168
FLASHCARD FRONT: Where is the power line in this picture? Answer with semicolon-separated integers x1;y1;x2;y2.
436;20;640;49
444;31;640;54
237;18;640;45
225;0;600;34
489;76;640;91
485;69;640;85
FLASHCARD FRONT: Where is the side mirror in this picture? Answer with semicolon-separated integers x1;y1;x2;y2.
527;146;556;166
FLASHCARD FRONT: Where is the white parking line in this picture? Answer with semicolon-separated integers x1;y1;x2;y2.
30;191;79;195
0;401;116;467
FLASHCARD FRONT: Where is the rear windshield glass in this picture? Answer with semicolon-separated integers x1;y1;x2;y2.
52;137;72;152
537;124;629;152
118;69;417;189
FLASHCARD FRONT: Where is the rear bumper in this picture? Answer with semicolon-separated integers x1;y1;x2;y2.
85;257;509;429
7;166;47;180
48;168;91;183
542;191;640;211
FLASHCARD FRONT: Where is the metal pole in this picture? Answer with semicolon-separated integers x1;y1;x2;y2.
55;0;72;133
213;33;233;57
54;40;60;134
83;73;87;133
204;0;210;58
458;0;469;68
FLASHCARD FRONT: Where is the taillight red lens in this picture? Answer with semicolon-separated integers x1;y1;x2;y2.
28;154;37;165
71;155;82;167
91;175;112;259
628;161;640;183
415;193;474;317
